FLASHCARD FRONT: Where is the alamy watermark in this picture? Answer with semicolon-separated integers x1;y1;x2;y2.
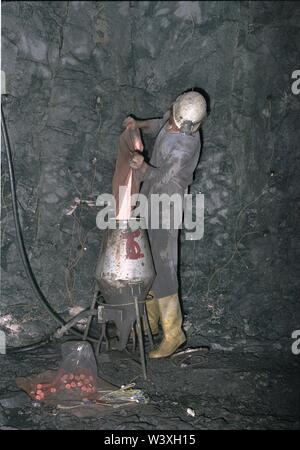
95;188;205;240
0;330;6;355
291;330;300;355
291;70;300;95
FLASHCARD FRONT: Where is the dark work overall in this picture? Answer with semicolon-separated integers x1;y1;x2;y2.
137;113;201;299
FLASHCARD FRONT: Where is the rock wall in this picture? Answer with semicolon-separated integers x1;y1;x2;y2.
1;1;300;351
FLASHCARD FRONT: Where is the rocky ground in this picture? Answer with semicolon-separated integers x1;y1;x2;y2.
0;339;299;430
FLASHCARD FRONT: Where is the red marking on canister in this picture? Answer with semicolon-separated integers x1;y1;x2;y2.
122;229;144;260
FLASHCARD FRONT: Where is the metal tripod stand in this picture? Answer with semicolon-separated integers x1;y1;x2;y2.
83;281;154;380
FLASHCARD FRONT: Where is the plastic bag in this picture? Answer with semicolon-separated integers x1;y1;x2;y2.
16;341;150;416
112;127;144;218
60;341;97;383
17;341;99;403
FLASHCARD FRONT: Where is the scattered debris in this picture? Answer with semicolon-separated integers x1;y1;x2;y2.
15;341;150;417
171;346;210;368
187;407;196;417
65;197;96;216
171;346;210;358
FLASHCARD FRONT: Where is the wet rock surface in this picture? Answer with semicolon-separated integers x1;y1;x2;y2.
1;1;300;432
0;342;299;430
1;1;300;354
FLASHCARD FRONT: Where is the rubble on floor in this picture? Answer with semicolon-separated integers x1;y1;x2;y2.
0;341;299;430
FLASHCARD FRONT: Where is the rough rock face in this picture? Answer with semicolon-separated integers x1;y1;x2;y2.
1;1;300;354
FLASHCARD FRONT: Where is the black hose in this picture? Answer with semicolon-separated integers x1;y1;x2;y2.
1;100;97;351
5;337;52;354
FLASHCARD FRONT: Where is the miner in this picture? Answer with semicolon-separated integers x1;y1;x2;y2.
123;91;207;358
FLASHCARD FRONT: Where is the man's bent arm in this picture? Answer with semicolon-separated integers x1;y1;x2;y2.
136;110;170;137
135;138;196;189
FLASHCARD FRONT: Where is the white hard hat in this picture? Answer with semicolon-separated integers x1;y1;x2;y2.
173;91;207;134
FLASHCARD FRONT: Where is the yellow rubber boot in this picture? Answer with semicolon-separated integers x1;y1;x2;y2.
145;291;159;336
149;294;186;359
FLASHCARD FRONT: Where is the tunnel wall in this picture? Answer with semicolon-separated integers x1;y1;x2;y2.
1;1;300;352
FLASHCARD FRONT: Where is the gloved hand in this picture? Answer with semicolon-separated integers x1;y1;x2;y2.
123;116;137;129
130;151;145;170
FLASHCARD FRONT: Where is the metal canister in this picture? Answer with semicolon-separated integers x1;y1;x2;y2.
95;218;155;349
96;217;155;304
